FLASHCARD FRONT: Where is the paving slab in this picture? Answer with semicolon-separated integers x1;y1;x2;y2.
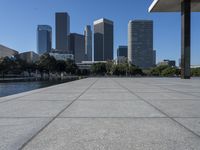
174;118;200;136
148;100;200;117
60;101;165;118
190;93;200;97
86;88;128;93
41;90;84;94
23;118;200;150
0;88;46;103
155;84;200;93
0;118;51;150
1;77;200;149
129;88;172;93
18;93;79;101
0;100;73;117
135;92;199;100
79;92;139;100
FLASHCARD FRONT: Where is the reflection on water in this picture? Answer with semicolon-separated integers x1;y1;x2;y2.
0;80;75;97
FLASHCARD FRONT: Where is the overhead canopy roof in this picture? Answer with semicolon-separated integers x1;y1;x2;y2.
149;0;200;12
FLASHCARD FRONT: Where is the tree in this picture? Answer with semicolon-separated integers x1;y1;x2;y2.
0;57;14;78
106;61;114;75
37;54;57;78
25;62;37;77
91;63;107;75
65;59;78;74
191;68;200;77
150;65;169;76
128;65;143;76
56;60;66;73
13;57;30;75
161;67;177;77
112;64;127;76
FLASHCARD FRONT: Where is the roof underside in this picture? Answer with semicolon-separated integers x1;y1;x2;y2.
149;0;200;12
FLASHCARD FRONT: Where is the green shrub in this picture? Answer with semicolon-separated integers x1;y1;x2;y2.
161;67;177;77
91;63;107;75
191;68;200;76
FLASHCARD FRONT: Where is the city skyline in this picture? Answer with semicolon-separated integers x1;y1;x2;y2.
0;0;200;64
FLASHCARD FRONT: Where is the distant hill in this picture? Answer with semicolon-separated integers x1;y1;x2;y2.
0;44;19;58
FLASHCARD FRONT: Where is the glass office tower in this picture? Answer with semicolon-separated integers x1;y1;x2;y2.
94;18;113;61
117;46;128;58
37;25;52;55
68;33;85;63
84;25;92;61
55;12;70;51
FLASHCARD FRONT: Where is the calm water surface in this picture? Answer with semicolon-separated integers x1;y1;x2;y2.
0;80;74;97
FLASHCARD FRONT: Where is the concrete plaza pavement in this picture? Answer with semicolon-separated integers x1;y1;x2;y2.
0;78;200;150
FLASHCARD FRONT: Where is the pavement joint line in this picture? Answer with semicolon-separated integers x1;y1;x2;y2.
76;99;141;101
147;98;200;102
132;92;199;93
56;117;169;119
19;79;98;150
17;100;75;102
137;99;200;101
88;88;124;89
54;116;200;119
112;78;200;139
56;116;200;119
0;117;54;119
85;92;130;93
1;116;200;119
0;117;169;119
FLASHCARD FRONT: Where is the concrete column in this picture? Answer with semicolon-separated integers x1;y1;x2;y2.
181;0;191;79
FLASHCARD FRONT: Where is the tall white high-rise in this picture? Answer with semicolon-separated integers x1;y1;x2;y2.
128;20;154;68
84;25;92;61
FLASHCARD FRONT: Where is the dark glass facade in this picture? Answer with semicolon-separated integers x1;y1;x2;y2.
117;46;128;57
56;12;70;51
69;33;85;63
84;25;92;61
94;18;113;61
37;25;52;55
153;50;156;66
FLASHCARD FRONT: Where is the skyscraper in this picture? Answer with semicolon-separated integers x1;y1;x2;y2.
69;33;85;63
84;25;92;61
55;12;70;51
94;18;113;61
128;20;154;68
117;46;128;64
37;25;52;55
117;46;128;58
153;50;156;66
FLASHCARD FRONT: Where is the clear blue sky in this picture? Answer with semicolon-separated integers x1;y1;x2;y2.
0;0;200;65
